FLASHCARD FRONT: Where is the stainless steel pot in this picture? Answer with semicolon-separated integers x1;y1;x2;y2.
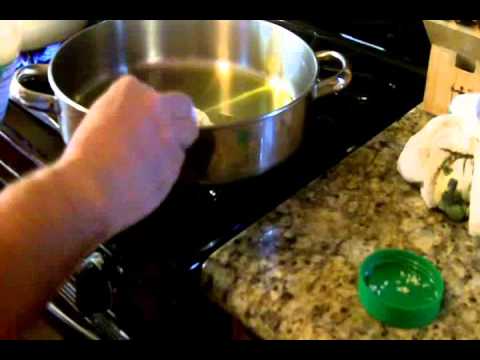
10;20;351;184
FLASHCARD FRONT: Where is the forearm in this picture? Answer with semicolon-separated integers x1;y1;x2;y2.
0;77;198;338
0;157;111;337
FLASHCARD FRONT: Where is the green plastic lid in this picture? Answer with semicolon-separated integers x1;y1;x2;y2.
358;249;445;329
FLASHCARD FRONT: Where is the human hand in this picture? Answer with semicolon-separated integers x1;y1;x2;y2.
57;75;199;237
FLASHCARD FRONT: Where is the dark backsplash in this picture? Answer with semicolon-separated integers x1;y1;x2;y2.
86;20;430;70
304;20;430;70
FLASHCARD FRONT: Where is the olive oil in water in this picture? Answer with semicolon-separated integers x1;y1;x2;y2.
77;60;294;125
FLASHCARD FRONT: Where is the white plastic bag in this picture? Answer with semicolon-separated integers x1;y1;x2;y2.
0;20;21;121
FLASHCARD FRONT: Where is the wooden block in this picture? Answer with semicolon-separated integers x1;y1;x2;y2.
424;20;480;59
423;44;480;115
423;20;480;115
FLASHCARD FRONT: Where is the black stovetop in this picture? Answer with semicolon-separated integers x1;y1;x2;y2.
1;20;429;339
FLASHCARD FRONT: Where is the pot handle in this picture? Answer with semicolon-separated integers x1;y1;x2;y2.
9;64;62;133
312;50;352;98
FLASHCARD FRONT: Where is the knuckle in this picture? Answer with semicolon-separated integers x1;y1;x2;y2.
163;91;193;103
113;75;137;91
110;75;159;111
107;76;137;102
113;75;153;98
119;74;138;86
159;92;194;115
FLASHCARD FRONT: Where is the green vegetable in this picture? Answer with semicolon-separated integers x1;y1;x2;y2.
438;179;468;222
442;163;453;175
442;203;468;222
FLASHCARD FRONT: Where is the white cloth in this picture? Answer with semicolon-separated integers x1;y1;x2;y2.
398;93;480;236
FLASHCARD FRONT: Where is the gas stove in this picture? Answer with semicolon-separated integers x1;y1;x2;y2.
0;20;429;339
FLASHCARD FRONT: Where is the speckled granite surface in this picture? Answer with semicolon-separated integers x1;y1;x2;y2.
202;105;480;340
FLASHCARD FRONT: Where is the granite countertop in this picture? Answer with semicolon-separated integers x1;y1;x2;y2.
202;105;480;340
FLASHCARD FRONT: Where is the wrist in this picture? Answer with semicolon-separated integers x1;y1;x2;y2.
49;155;114;245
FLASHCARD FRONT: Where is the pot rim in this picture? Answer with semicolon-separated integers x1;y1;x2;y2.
47;19;318;130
